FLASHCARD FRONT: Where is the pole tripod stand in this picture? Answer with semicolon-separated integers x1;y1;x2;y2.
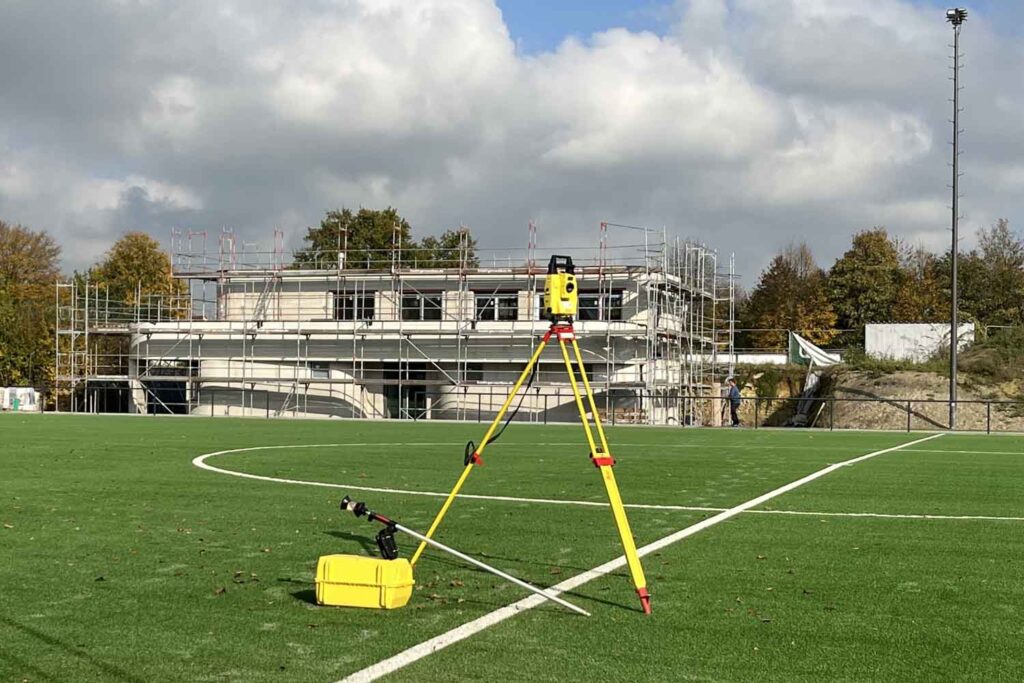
410;318;652;614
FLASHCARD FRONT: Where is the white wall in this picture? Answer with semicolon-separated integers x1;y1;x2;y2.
1;387;41;411
865;323;975;362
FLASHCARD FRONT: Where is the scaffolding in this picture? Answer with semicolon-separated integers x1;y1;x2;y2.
55;223;736;425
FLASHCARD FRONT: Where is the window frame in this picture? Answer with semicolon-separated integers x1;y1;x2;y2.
332;292;375;321
401;293;444;321
475;293;519;322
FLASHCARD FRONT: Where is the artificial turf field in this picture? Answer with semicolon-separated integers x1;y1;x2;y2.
2;415;1023;682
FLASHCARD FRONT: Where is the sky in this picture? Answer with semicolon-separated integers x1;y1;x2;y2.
0;0;1022;282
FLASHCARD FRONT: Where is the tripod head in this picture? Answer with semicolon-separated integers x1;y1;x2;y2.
543;255;577;323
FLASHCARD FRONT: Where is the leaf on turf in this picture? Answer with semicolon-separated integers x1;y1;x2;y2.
449;579;464;587
3;523;12;529
549;567;563;575
756;555;767;560
214;587;227;595
94;576;106;582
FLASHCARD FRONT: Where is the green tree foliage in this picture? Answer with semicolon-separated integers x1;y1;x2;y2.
741;242;837;349
933;219;1024;328
90;232;188;318
417;227;479;268
294;208;478;269
294;207;413;269
0;220;61;386
827;228;902;333
975;219;1024;325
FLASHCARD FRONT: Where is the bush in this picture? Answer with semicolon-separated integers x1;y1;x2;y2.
959;327;1024;383
838;348;947;377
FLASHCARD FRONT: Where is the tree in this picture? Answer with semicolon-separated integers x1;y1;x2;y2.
294;207;413;269
741;242;837;349
976;218;1024;325
90;232;187;318
416;227;479;268
891;244;948;323
931;219;1024;328
294;208;479;270
827;228;902;333
0;221;61;386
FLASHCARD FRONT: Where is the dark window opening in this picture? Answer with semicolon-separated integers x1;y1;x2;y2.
334;293;375;320
402;294;443;321
475;294;518;321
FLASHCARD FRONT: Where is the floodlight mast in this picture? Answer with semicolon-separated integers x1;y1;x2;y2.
946;7;967;430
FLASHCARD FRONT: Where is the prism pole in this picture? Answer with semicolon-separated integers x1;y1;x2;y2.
340;496;589;616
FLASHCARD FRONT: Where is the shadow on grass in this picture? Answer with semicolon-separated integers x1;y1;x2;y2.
0;614;144;683
415;555;636;613
304;536;637;614
0;642;61;682
324;530;377;555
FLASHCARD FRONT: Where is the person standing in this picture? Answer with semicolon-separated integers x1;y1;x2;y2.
726;377;741;427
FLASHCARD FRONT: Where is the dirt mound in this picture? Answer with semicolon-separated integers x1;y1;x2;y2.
829;370;1024;432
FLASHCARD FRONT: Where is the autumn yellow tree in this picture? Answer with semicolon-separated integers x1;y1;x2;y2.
90;232;188;319
0;220;61;386
891;243;948;323
741;242;838;349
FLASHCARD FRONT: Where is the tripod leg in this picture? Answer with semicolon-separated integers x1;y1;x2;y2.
410;334;550;566
559;337;652;614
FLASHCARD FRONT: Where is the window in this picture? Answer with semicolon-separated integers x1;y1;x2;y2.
310;362;330;379
545;291;623;321
333;293;374;321
402;294;443;321
475;294;518;321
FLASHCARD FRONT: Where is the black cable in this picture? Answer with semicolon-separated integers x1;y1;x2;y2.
464;361;539;463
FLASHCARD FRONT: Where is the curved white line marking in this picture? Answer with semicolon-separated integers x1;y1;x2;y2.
192;441;1024;521
190;442;721;513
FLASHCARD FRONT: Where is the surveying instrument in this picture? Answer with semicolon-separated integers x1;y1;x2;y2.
411;255;652;614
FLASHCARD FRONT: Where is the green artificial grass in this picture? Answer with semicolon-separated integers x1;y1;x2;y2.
1;415;1022;682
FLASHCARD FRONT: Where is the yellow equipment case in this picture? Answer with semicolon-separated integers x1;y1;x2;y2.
315;554;414;609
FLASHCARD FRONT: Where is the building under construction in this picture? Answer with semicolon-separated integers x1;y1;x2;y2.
55;223;736;426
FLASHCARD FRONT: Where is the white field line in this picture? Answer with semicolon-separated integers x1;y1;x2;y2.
333;432;946;683
750;509;1024;522
191;439;1024;522
901;448;1024;455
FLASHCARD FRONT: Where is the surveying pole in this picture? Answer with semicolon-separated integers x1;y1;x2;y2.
410;255;652;614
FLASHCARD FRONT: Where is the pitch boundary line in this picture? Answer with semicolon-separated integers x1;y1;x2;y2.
335;433;946;682
901;448;1024;455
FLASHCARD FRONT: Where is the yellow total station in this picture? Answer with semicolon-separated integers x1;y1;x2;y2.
543;255;578;322
410;252;653;614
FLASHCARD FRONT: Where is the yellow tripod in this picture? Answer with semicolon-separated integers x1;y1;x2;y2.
410;321;652;614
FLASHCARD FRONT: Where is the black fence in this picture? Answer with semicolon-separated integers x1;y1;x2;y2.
51;385;1024;434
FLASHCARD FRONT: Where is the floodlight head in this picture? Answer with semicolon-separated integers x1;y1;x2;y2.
946;8;967;25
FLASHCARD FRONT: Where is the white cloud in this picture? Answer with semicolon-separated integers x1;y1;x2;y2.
0;0;1020;279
